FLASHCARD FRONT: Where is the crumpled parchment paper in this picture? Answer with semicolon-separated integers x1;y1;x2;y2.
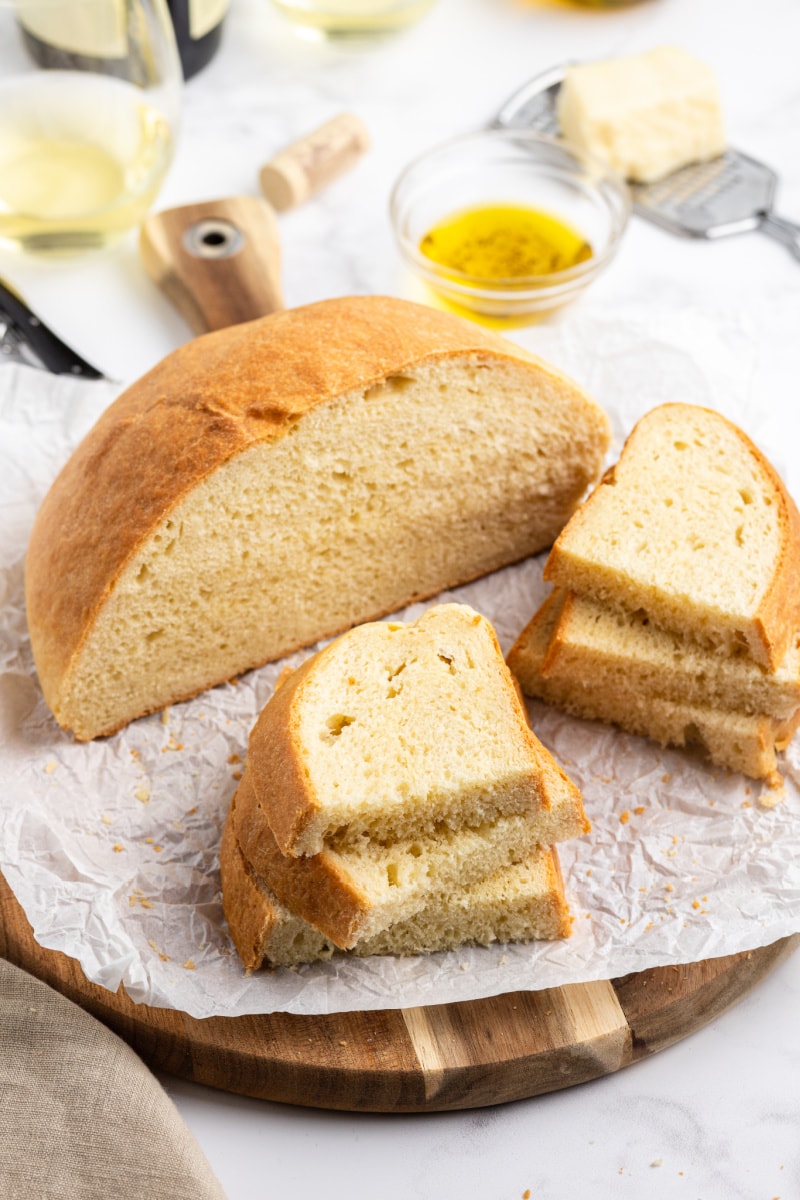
1;308;798;1018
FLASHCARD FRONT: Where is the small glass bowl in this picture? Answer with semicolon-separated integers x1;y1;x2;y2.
389;128;631;326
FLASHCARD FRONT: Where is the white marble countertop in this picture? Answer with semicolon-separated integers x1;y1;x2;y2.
2;0;799;1195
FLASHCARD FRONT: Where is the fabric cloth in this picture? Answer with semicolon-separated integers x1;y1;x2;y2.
0;958;228;1200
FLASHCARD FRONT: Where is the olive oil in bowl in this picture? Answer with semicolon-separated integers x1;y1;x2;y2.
416;204;592;326
420;204;591;280
389;129;631;327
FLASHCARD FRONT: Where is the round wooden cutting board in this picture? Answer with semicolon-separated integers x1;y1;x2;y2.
1;873;796;1113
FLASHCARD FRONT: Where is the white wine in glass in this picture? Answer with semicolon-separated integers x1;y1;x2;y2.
0;0;182;253
270;0;437;41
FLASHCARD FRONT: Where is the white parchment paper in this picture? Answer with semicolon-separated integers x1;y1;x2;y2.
1;308;799;1018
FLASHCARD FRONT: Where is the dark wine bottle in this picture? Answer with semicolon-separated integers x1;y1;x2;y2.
165;0;229;79
20;0;227;80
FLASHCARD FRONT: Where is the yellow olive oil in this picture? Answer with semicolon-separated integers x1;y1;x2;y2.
419;204;592;281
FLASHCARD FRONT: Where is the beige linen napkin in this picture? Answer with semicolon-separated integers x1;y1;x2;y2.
0;958;228;1200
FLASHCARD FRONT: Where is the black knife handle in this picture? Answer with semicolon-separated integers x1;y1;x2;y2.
0;277;104;378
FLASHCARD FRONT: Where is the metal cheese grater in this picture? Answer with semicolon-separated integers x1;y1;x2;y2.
492;65;800;260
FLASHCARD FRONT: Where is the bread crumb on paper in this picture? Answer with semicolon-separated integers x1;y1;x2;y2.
148;939;170;963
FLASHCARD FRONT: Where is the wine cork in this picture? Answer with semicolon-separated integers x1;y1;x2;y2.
259;114;370;212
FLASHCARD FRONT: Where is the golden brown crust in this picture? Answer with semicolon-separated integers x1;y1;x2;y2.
774;705;800;751
246;653;323;858
543;404;800;670
545;846;574;939
219;791;283;971
506;590;563;684
748;456;800;670
25;294;605;735
233;770;370;949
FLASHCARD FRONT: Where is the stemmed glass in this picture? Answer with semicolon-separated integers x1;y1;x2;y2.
0;0;182;253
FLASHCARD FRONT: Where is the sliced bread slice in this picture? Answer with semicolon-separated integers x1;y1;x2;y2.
233;763;587;949
247;603;581;857
543;404;800;670
508;592;800;781
220;799;573;970
544;590;800;720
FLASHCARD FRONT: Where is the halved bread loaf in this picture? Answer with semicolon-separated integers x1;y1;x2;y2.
220;797;573;970
508;592;800;780
543;404;800;670
246;603;586;857
234;758;587;947
544;591;800;720
25;295;610;741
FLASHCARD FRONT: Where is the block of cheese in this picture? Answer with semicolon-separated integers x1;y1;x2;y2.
25;295;610;741
220;797;573;970
557;47;726;183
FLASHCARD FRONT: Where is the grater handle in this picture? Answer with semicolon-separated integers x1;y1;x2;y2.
760;212;800;261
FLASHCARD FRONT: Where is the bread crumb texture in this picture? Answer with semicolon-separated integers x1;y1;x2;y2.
544;403;800;667
510;404;800;781
25;296;609;741
221;604;584;967
248;604;585;856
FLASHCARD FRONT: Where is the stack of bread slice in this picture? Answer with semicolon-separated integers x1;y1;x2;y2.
508;404;800;782
220;604;590;970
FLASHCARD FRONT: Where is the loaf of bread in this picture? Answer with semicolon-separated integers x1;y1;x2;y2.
220;798;573;970
245;603;587;858
25;295;610;741
544;591;800;720
508;591;800;780
543;404;800;670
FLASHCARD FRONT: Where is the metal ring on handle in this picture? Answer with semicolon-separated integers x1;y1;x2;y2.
182;219;245;259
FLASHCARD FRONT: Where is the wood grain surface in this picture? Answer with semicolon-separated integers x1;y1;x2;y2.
2;873;796;1113
140;196;284;334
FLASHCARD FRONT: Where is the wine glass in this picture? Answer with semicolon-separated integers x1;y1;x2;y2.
0;0;182;253
269;0;438;42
